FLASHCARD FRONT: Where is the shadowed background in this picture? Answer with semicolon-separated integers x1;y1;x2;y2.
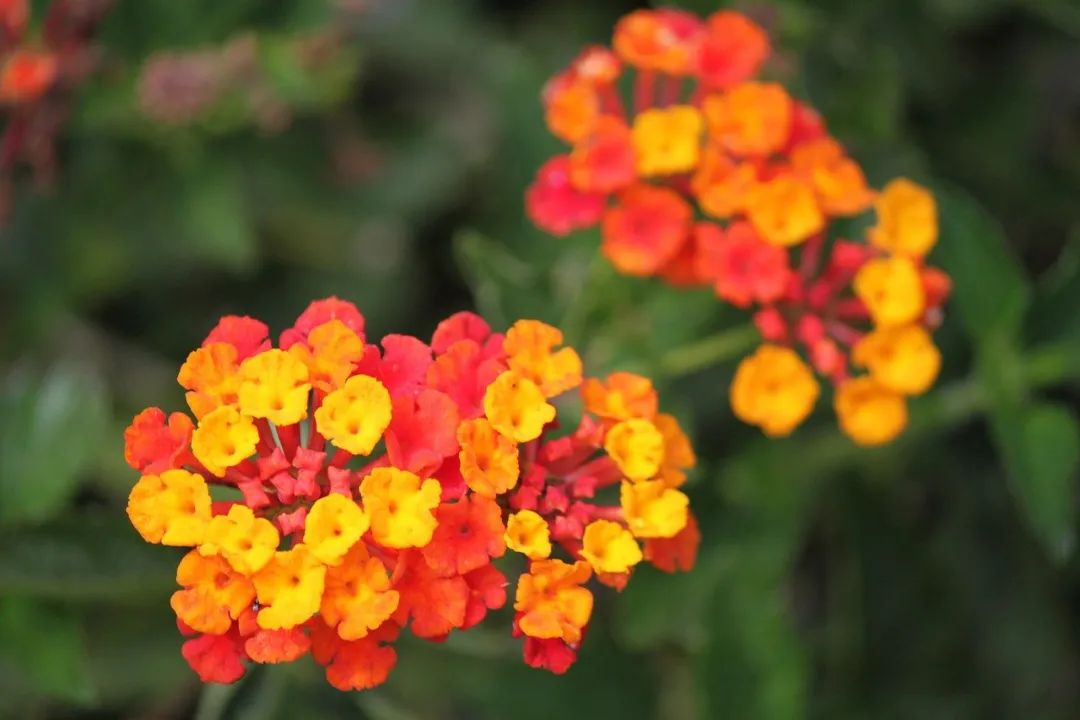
2;0;1079;718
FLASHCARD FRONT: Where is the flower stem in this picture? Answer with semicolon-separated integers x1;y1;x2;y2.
657;324;760;378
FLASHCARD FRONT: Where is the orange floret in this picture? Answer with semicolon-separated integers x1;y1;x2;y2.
790;137;874;217
703;82;792;157
458;417;520;497
504;320;583;398
320;543;399;640
744;173;824;247
869;178;938;258
853;255;926;327
581;371;659;421
177;342;240;420
691;148;759;218
171;551;255;634
852;324;941;395
632;105;704;176
730;344;820;437
288;319;365;392
835;377;908;446
514;559;594;643
653;413;696;487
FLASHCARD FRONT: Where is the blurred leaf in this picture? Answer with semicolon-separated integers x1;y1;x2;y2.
998;403;1079;560
0;364;109;526
0;597;96;705
934;186;1030;343
1027;226;1080;345
180;162;258;272
0;516;177;602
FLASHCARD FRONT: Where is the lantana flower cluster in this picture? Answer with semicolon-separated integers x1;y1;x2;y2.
124;298;699;689
525;7;950;445
0;0;110;217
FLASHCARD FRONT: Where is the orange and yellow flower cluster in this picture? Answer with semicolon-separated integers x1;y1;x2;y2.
526;7;950;445
124;298;700;688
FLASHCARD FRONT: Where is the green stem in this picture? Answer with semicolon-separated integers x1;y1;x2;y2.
657;324;760;378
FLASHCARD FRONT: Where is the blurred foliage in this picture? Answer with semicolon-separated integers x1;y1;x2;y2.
1;0;1079;718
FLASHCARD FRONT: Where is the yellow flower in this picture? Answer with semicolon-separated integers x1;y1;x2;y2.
631;105;703;176
620;480;689;539
359;467;441;549
853;324;941;395
504;510;552;560
252;544;327;630
504;320;583;398
199;504;279;575
730;345;820;437
745;174;824;247
458;417;520;497
854;255;926;327
190;405;258;477
580;519;642;574
834;377;908;446
483;370;556;443
869;178;937;258
604;418;665;481
314;374;392;455
303;493;369;566
237;349;312;426
127;468;212;546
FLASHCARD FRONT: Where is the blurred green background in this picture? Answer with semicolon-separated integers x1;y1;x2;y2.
2;0;1079;718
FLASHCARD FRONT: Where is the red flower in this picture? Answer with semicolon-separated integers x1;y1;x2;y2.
696;11;770;88
569;116;637;194
123;407;194;474
695;220;790;307
422;495;506;577
203;316;271;361
602;184;692;276
526;155;606;237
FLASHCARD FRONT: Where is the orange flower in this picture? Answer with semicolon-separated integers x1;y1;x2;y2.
320;544;399;640
697;11;770;88
691;148;759;218
514;559;594;643
171;551;255;635
704;82;792;157
504;320;583;398
730;345;820;437
458;418;520;497
177;343;240;420
483;370;556;443
790;137;874;216
613;8;703;75
581;371;658;421
744;173;824;247
542;74;601;144
834;377;908;446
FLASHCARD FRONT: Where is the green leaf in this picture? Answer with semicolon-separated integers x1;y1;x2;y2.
0;516;177;602
180;162;258;273
933;186;1030;343
0;597;96;705
999;403;1079;560
0;364;109;526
